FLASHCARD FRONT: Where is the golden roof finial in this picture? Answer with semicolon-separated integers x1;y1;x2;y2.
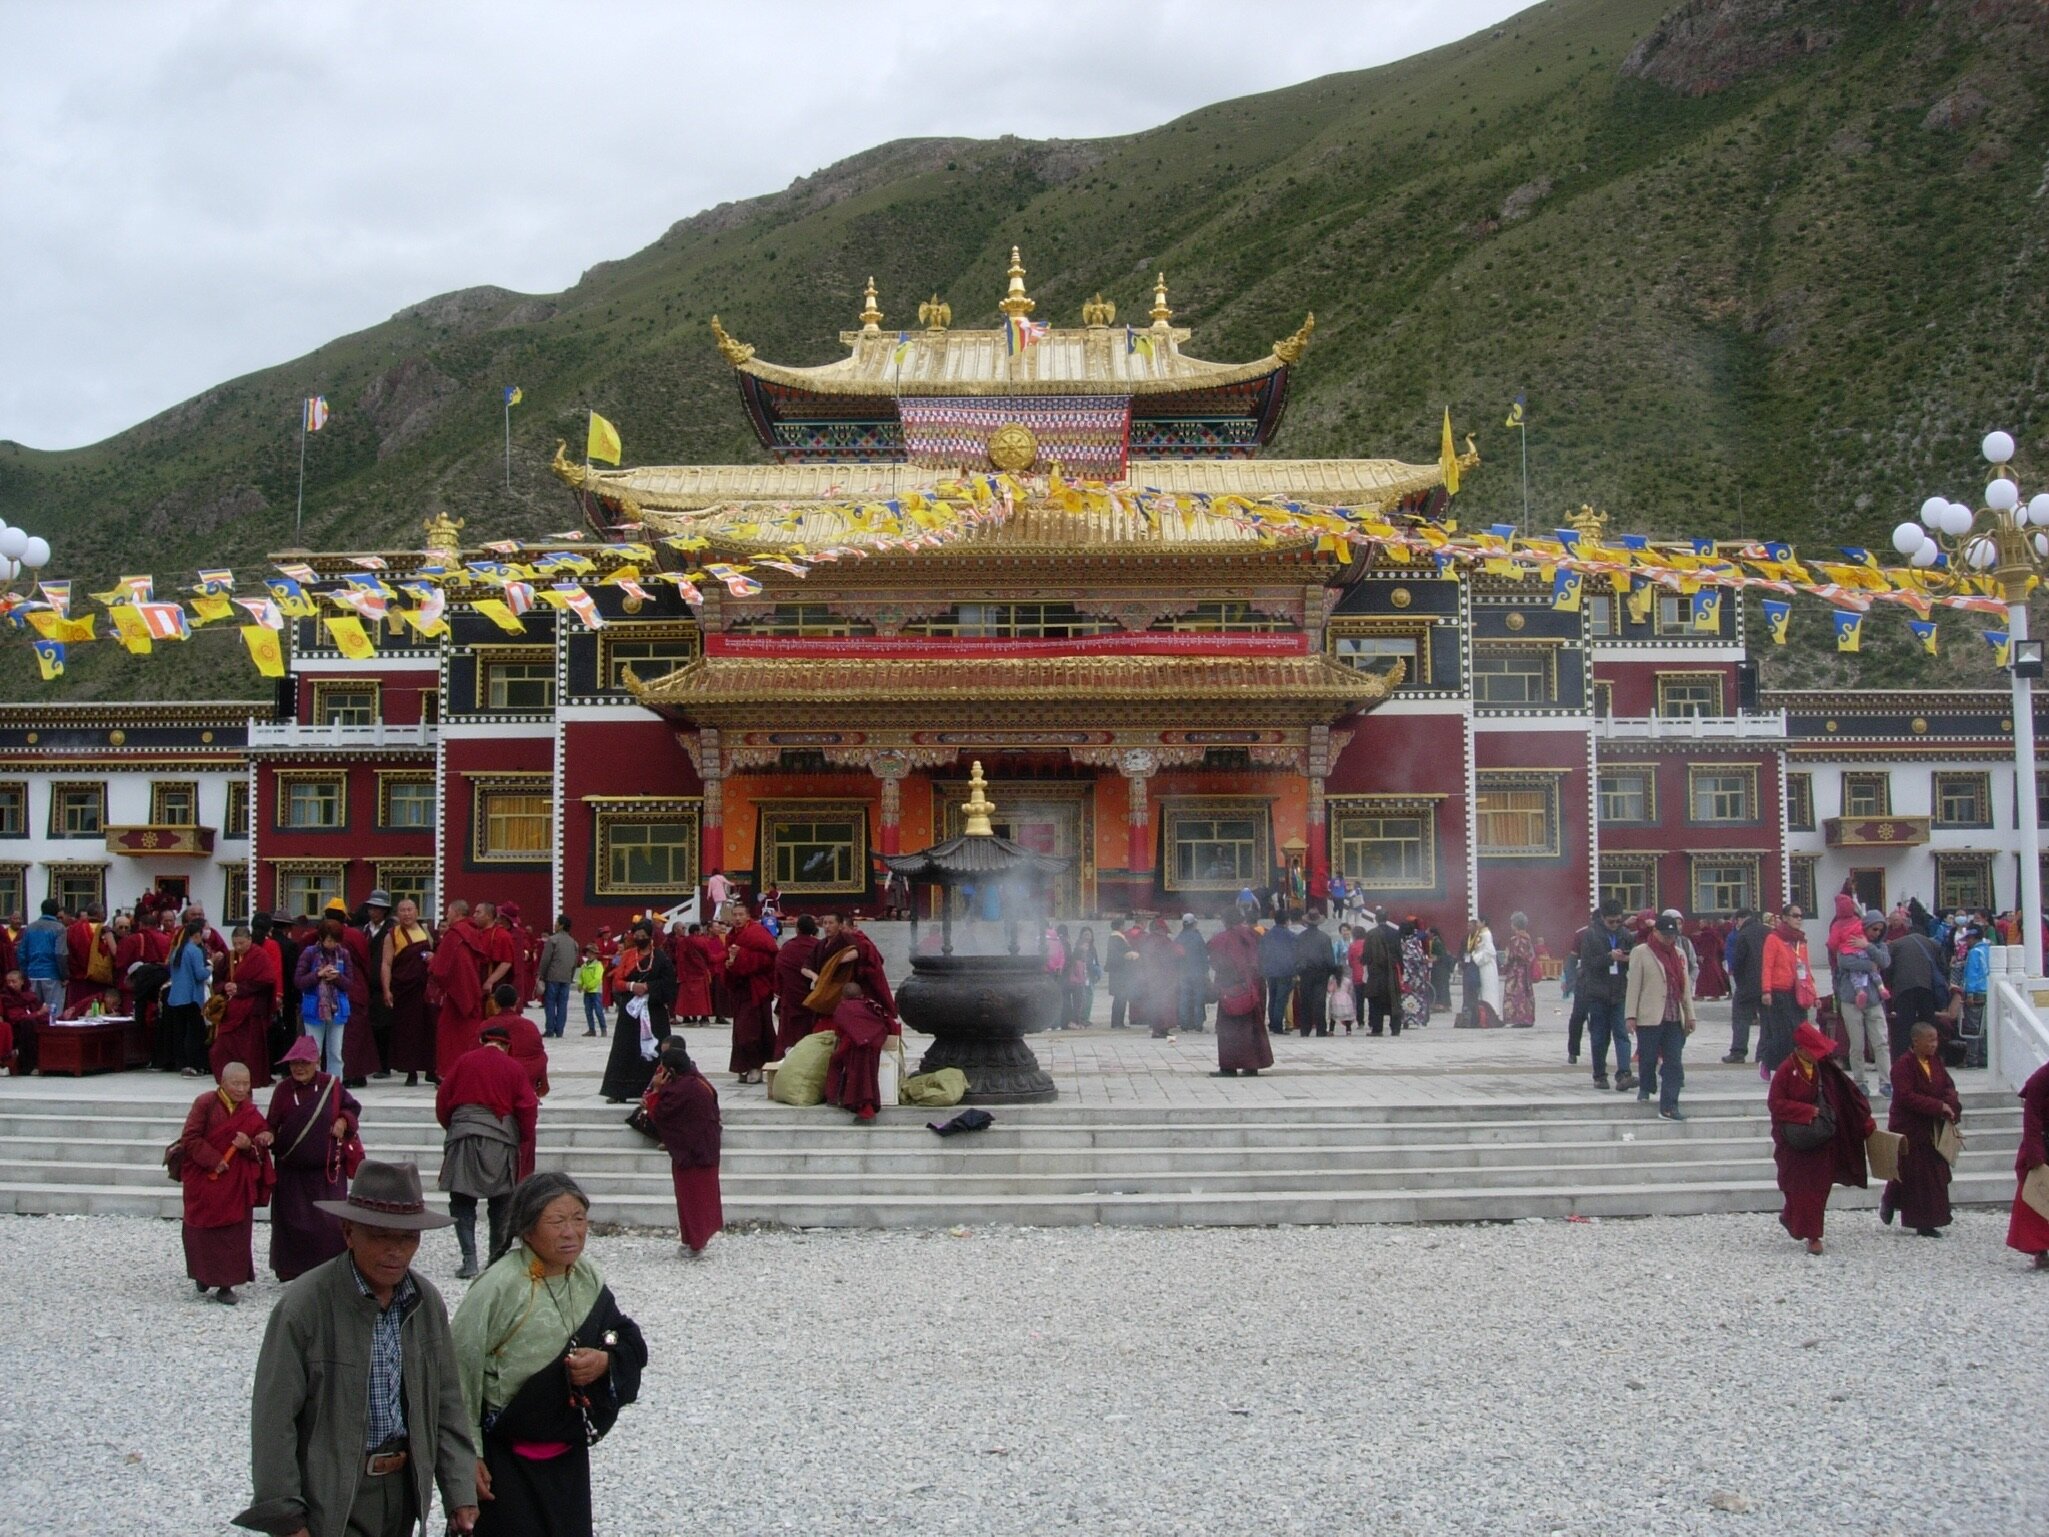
1565;504;1608;542
422;511;465;557
918;293;952;330
1272;312;1316;365
1081;292;1116;327
962;760;997;837
858;277;883;334
1149;272;1172;326
998;246;1035;319
709;316;754;366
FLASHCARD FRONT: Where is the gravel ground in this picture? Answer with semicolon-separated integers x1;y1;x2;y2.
5;1211;2043;1537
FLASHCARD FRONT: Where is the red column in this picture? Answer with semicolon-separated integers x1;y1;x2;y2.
698;729;723;875
1121;750;1158;888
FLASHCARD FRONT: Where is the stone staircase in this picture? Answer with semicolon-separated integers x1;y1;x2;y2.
0;1089;2023;1229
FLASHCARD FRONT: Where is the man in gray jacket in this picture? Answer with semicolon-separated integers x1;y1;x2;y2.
235;1161;478;1537
535;914;580;1040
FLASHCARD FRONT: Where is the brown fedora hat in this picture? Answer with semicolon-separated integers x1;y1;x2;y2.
313;1160;454;1230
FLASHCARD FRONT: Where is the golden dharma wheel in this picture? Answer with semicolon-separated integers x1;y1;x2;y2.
987;423;1038;472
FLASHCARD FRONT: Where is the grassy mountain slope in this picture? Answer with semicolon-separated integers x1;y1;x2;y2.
4;0;2045;700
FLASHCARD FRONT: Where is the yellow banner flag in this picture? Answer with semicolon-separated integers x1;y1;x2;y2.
109;605;153;654
1438;408;1460;497
472;597;526;634
28;610;97;644
586;410;622;466
324;615;377;659
241;624;286;677
190;594;236;627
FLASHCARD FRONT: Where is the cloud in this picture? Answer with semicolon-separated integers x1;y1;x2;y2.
0;0;1527;449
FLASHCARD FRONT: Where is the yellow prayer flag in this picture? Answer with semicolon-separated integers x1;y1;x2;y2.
1438;408;1460;497
241;624;286;677
190;594;236;627
586;410;622;466
109;604;153;654
472;597;526;634
28;610;97;644
324;615;376;659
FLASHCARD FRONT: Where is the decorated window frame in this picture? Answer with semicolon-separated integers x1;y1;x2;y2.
378;770;437;831
310;678;382;726
373;859;436;916
1596;763;1658;826
49;781;106;839
474;647;557;712
1841;771;1892;819
1788;855;1820;918
1159;796;1273;893
1598;852;1661;913
756;800;870;895
588;797;702;896
1655;671;1726;718
1470;642;1560;707
1933;851;1994;914
46;861;107;913
469;773;554;864
1327;795;1441;892
220;863;253;926
1931;771;1992;830
0;862;24;919
1689;852;1762;916
598;623;701;692
150;780;200;827
1687;763;1760;825
1785;772;1815;832
0;782;25;838
275;769;347;831
270;859;347;919
1474;770;1566;860
1328;619;1433;687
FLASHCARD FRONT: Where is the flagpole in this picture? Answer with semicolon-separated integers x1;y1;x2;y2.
1519;419;1530;536
295;404;308;541
504;395;512;491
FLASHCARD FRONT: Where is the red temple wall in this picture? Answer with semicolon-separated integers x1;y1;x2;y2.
1473;725;1592;954
442;735;552;920
1327;713;1470;939
559;718;702;927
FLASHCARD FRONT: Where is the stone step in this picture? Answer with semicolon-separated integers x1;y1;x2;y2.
0;1171;2016;1229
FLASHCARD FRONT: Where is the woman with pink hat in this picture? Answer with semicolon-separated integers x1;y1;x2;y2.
264;1033;364;1281
1767;1018;1877;1255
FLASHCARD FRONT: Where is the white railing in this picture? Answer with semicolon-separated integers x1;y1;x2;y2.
1987;945;2049;1092
1593;711;1788;741
248;720;438;748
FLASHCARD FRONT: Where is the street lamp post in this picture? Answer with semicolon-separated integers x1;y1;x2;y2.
1892;430;2049;978
0;521;53;600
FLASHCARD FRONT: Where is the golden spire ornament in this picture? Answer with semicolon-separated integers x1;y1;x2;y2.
858;277;883;334
961;760;997;837
998;247;1035;319
1149;272;1172;326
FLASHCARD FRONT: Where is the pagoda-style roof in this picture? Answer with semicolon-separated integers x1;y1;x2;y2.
705;251;1311;468
628;652;1400;729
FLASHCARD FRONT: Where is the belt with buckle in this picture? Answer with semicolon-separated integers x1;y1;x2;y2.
364;1445;409;1477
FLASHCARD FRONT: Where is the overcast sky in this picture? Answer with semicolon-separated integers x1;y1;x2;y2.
0;0;1531;451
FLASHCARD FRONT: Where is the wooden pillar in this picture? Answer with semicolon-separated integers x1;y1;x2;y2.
1306;725;1331;898
698;727;723;875
1120;748;1159;888
873;752;908;857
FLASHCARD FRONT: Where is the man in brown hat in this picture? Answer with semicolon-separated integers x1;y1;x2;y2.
235;1160;478;1537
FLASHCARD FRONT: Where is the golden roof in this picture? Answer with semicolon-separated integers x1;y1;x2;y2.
706;302;1312;400
559;453;1455;518
631;653;1397;721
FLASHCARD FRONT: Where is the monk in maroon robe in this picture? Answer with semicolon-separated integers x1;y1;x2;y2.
689;926;728;1021
1132;919;1182;1038
810;913;894;1014
492;983;550;1098
825;974;897;1121
210;931;277;1088
2005;1058;2049;1267
670;924;713;1021
501;902;538;1007
429;902;494;1078
773;917;821;1058
1207;911;1272;1076
724;908;780;1080
178;1064;275;1301
263;1035;360;1281
382;901;438;1083
649;1040;722;1254
1881;1022;1962;1236
1768;1019;1876;1254
64;907;115;1014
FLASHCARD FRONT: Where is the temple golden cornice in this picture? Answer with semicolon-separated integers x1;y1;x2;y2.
556;455;1460;519
628;652;1400;728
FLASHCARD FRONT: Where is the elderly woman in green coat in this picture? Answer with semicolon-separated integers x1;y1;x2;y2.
450;1172;646;1537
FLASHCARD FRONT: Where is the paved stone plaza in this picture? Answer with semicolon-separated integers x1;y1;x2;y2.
4;1208;2042;1536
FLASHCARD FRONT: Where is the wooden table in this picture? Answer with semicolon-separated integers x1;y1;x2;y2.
39;1017;140;1077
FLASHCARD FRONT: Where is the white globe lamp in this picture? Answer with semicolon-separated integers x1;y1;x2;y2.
1987;477;2021;514
1892;521;1926;556
21;536;49;569
1983;430;2016;465
0;527;22;562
